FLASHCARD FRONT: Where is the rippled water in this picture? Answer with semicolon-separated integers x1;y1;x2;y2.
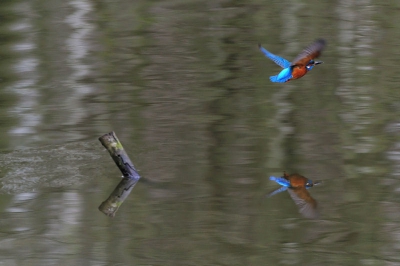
0;0;400;265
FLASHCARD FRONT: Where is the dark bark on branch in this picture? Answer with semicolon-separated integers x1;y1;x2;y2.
98;131;141;217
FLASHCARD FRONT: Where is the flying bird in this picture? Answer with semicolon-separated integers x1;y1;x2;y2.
258;39;326;83
267;172;321;219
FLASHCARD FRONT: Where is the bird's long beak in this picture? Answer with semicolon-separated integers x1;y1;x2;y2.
315;61;323;65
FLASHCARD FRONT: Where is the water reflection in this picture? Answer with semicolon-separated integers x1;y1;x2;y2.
8;3;41;145
267;172;320;219
64;0;95;126
0;0;399;265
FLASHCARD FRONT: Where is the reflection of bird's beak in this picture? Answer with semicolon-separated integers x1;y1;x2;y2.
315;61;323;65
313;180;323;186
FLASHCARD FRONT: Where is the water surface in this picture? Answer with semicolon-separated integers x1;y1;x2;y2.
0;0;399;265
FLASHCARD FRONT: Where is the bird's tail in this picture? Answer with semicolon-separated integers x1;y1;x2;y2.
269;72;291;83
270;75;282;83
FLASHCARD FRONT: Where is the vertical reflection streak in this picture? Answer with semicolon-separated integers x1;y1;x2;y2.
337;0;386;262
270;2;301;265
63;0;94;126
8;3;41;146
266;2;300;169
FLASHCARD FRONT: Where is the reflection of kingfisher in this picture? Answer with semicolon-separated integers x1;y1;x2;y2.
267;172;321;219
258;39;326;83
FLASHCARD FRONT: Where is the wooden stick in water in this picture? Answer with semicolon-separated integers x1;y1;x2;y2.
98;131;140;217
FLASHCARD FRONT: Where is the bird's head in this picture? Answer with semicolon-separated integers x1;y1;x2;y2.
306;60;323;71
305;179;322;188
305;180;314;188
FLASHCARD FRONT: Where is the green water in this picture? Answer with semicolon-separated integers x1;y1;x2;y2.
0;0;399;265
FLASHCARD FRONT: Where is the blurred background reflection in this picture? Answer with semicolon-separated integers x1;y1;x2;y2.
0;0;399;265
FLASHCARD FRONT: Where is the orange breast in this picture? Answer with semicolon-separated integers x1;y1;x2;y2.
291;66;307;80
288;173;308;187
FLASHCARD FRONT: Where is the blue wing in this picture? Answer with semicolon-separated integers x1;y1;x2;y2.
270;68;292;83
266;186;288;198
258;44;291;68
269;176;290;187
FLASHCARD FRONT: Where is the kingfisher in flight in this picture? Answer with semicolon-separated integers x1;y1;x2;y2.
267;172;321;219
258;39;326;83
